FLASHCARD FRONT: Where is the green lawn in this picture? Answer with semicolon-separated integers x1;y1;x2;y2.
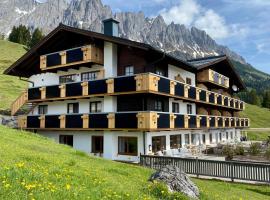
0;125;269;200
241;104;270;128
0;40;26;111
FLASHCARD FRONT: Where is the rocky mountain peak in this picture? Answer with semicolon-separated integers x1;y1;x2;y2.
0;0;246;64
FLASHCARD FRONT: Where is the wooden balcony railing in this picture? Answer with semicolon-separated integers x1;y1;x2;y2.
197;69;230;88
18;112;249;130
11;90;28;116
40;45;104;71
14;73;245;115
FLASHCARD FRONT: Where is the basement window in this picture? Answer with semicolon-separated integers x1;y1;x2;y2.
92;136;104;153
118;137;138;156
59;135;73;147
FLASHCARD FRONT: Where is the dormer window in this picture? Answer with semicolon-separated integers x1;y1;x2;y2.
125;66;134;76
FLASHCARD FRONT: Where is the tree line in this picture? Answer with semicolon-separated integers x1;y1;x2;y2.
8;25;44;48
238;90;270;109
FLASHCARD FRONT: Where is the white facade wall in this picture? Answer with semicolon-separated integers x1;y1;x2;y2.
104;42;117;78
169;98;196;115
28;65;104;88
32;98;104;115
168;64;196;86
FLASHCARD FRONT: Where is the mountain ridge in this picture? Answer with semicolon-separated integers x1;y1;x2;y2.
0;0;246;64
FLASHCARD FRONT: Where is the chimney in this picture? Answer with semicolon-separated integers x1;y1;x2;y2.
103;18;119;37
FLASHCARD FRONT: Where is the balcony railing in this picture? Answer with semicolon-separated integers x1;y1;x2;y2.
197;69;230;88
40;45;104;71
17;112;249;130
12;73;245;115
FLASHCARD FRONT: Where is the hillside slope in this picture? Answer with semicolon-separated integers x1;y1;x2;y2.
0;40;26;111
0;125;269;200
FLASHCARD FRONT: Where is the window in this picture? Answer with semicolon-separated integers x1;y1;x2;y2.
154;100;164;111
186;77;192;85
230;131;233;139
59;135;73;147
92;136;103;153
67;103;79;114
59;74;77;84
184;134;190;145
38;105;48;115
202;134;206;144
81;71;99;81
125;66;134;76
152;136;166;153
191;134;196;145
170;135;181;149
90;101;102;113
118;137;138;156
226;132;229;140
172;102;179;113
219;132;222;141
156;68;165;76
209;133;213;143
187;104;192;114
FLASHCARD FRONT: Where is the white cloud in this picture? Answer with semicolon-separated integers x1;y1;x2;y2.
194;9;229;39
159;0;200;26
159;0;249;40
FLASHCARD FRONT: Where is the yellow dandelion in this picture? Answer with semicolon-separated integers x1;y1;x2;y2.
16;162;25;168
66;184;71;190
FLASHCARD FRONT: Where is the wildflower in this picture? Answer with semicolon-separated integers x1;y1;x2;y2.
66;184;71;190
16;162;25;168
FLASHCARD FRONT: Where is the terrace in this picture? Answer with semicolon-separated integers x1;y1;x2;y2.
11;73;246;115
17;112;249;131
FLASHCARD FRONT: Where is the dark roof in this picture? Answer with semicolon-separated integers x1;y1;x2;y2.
187;55;227;69
4;24;195;77
187;55;246;89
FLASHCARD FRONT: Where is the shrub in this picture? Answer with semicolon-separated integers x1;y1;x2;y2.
234;145;244;155
265;147;270;160
222;145;234;160
248;143;261;155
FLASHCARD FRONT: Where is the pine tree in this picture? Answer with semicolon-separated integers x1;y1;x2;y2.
262;91;270;109
249;89;261;106
29;28;44;48
8;25;31;46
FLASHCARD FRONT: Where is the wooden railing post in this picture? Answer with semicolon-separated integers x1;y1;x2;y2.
136;112;159;130
184;85;190;98
81;82;89;96
196;88;201;101
184;115;190;128
81;114;89;129
39;115;45;129
196;116;201;128
170;80;177;95
59;84;66;98
40;55;47;70
59;51;67;65
39;87;46;100
107;113;115;129
106;79;114;94
170;113;176;129
59;115;66;129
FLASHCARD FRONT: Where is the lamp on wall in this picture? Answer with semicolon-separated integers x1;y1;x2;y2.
148;145;152;152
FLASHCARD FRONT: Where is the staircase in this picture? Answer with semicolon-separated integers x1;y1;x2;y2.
11;91;36;116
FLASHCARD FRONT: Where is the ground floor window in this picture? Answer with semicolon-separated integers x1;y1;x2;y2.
209;133;213;143
59;135;73;147
170;135;181;149
118;137;138;156
230;131;233;139
202;134;206;144
152;136;166;152
184;134;190;145
219;132;222;141
226;132;229;140
191;134;196;145
92;136;103;153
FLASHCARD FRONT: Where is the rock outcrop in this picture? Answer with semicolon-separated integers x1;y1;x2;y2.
150;165;200;199
0;115;18;128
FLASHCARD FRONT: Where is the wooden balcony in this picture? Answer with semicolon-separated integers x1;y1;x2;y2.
18;112;249;131
197;69;230;88
40;45;103;71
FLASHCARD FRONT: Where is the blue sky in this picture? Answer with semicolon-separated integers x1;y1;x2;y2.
102;0;270;74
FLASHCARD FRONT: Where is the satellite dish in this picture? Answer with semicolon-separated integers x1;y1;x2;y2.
232;85;238;92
